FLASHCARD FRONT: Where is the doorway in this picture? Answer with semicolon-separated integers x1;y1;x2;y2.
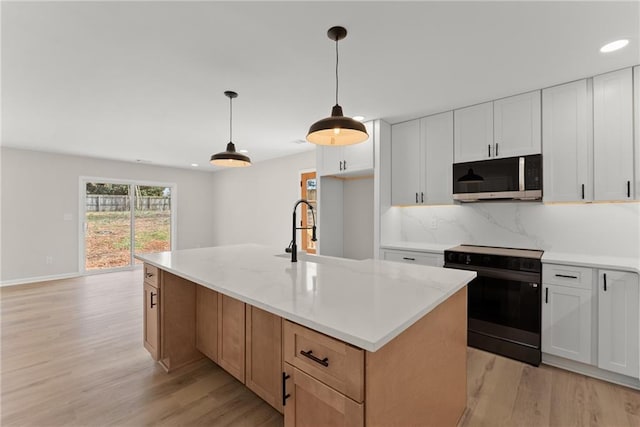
81;179;175;272
300;171;317;254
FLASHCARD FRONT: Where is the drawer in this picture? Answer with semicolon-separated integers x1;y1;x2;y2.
283;320;364;403
143;264;159;287
543;264;593;290
382;249;443;267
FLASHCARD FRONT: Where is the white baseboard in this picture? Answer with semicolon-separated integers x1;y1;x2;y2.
0;272;82;287
543;353;640;390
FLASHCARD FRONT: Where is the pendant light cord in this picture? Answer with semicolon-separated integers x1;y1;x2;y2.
229;95;233;141
335;38;339;105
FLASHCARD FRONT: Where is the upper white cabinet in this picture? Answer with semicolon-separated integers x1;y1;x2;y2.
493;90;542;158
391;112;453;206
593;68;634;201
317;121;374;177
542;79;592;202
453;102;493;163
597;270;639;378
634;66;640;200
454;91;541;163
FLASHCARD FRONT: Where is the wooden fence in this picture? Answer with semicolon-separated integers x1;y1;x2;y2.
86;195;171;212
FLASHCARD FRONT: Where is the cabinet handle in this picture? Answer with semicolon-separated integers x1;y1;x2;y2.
627;181;631;198
415;192;418;203
581;184;585;200
150;292;157;308
145;272;153;278
421;192;424;203
603;273;607;292
343;160;347;170
339;161;343;171
488;144;491;157
402;257;416;261
555;274;578;279
282;372;291;406
300;350;329;367
545;287;548;304
495;143;499;157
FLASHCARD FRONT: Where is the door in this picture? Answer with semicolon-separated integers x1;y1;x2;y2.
493;91;541;158
343;121;374;172
300;172;317;254
143;282;160;360
217;293;246;383
82;180;174;272
593;68;634;201
318;146;343;176
541;284;592;364
422;111;454;205
391;119;421;205
454;101;493;162
598;270;639;377
542;80;591;202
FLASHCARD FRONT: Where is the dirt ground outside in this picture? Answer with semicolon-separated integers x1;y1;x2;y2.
85;211;170;270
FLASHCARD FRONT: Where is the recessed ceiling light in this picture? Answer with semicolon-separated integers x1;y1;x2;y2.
353;116;365;122
191;163;199;167
238;149;249;153
600;39;629;53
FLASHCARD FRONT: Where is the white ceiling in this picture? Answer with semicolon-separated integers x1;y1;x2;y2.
2;1;639;170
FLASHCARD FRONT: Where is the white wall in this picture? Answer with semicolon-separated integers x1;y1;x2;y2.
1;148;216;282
210;150;316;249
388;202;640;258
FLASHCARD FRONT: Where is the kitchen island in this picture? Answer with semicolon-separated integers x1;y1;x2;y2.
136;244;476;427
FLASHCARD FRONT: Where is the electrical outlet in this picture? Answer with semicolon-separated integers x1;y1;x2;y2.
45;256;53;265
430;218;438;230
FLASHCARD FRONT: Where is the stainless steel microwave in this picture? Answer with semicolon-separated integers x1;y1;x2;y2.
452;154;542;202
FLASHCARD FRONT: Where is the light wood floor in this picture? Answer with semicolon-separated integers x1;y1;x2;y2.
2;270;639;426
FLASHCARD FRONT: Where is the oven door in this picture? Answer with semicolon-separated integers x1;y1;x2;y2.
449;264;541;348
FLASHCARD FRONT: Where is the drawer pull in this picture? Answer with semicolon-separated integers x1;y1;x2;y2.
555;274;578;279
145;272;154;278
150;292;157;308
402;257;416;261
545;287;548;304
603;273;607;292
300;350;329;367
282;372;291;406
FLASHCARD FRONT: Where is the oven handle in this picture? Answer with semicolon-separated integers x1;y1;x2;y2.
445;263;540;283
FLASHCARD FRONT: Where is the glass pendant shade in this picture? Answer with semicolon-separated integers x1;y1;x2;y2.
307;105;368;146
210;90;251;167
210;142;251;167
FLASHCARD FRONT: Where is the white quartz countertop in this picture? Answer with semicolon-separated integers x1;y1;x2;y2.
542;252;640;274
136;244;476;352
380;241;455;253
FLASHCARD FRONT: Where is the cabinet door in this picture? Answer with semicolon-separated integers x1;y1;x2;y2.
634;66;640;200
391;119;421;205
343;121;374;172
317;146;343;176
598;270;639;378
593;68;634;201
217;293;246;383
283;364;364;427
246;306;283;413
196;285;218;362
143;282;160;360
493;90;541;158
422;111;453;205
454;101;493;162
541;284;592;364
542;80;591;202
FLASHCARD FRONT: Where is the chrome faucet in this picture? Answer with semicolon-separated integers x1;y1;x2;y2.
285;199;317;262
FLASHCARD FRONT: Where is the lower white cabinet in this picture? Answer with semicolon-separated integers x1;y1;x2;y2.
542;284;592;364
381;249;443;267
597;270;639;378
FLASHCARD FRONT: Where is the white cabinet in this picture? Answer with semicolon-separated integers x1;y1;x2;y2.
542;264;593;364
391;112;453;206
593;68;634;201
454;91;540;163
493;91;541;158
317;121;373;177
597;270;639;378
381;249;443;267
634;66;640;200
542;80;592;202
454;102;493;163
391;119;421;205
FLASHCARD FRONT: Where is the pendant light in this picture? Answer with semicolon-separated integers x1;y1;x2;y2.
210;90;251;167
306;26;368;146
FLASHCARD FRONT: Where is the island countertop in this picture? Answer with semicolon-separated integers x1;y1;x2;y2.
136;244;476;352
